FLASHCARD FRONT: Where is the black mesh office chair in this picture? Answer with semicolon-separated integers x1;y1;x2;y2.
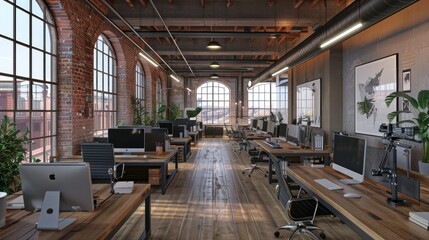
270;153;329;239
81;142;125;191
242;145;268;177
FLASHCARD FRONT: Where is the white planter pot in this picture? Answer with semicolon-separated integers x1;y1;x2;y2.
418;161;429;176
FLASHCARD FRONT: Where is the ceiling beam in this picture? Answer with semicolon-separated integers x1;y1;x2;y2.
125;0;135;8
155;50;278;56
129;31;292;38
294;0;304;8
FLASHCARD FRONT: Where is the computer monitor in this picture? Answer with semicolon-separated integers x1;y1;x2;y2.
251;119;258;129
173;125;186;137
118;125;152;133
188;120;197;131
298;125;307;145
262;121;268;132
174;118;190;130
287;124;300;145
278;123;288;138
257;119;263;130
332;134;367;184
19;162;94;230
157;121;173;135
108;128;145;153
267;121;276;135
145;132;167;151
151;127;169;137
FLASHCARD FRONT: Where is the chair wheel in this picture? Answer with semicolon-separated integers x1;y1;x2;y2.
320;232;326;239
248;175;251;177
274;231;280;237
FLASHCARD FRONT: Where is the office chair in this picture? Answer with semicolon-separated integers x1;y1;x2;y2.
81;142;125;192
242;146;268;177
270;153;328;239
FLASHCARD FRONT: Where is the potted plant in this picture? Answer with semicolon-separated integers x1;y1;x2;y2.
0;116;29;194
385;90;429;174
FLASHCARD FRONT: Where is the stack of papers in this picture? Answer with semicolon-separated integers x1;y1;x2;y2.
409;212;429;229
113;181;134;194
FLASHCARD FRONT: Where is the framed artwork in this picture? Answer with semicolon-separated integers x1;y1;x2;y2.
355;54;397;136
403;99;410;112
296;78;321;127
402;69;411;92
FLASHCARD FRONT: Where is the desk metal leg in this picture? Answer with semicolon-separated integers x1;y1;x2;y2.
139;194;151;240
268;157;274;184
161;164;167;195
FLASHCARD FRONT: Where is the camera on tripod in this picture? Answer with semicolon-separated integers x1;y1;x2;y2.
379;123;419;142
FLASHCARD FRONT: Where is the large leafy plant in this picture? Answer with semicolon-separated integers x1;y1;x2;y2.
385;90;429;163
0;115;29;193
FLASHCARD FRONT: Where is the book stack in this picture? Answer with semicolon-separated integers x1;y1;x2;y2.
409;212;429;230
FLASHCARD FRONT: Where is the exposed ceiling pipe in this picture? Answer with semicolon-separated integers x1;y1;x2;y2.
249;0;419;87
149;0;196;77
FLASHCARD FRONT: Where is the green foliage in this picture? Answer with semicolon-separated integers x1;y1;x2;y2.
158;103;183;121
0;115;29;194
131;96;145;125
186;107;202;118
357;96;375;119
385;90;429;163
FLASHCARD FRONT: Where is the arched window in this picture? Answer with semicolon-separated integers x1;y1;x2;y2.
93;34;117;136
248;82;288;121
135;62;145;103
196;81;230;124
0;0;57;162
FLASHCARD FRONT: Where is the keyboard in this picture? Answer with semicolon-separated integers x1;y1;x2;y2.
314;178;343;190
262;140;282;149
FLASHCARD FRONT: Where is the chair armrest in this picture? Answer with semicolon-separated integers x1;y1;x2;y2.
113;162;125;180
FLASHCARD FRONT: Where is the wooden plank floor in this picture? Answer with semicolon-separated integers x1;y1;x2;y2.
113;138;362;240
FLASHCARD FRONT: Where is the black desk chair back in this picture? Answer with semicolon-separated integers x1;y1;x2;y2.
270;153;328;239
81;142;122;184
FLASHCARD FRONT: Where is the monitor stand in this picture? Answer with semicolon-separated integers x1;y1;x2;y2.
37;191;76;230
339;179;361;185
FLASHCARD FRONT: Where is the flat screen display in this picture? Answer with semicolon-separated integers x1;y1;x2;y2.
157;121;173;135
332;134;367;183
262;121;268;132
278;123;288;138
108;128;145;153
252;119;258;129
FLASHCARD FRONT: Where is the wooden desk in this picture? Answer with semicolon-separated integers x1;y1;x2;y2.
1;184;151;240
115;149;178;195
287;165;429;239
170;137;191;162
253;140;330;184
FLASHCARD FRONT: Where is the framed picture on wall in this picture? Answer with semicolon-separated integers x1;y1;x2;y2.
402;69;411;92
355;54;397;136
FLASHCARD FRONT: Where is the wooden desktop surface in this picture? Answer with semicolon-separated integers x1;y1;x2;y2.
114;149;177;163
287;165;429;239
1;184;151;240
170;137;191;144
253;140;330;156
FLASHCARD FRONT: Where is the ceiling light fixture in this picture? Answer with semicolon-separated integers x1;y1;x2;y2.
271;66;289;77
186;87;192;92
210;73;219;79
139;52;159;67
210;61;220;68
170;74;181;82
320;22;363;49
206;40;222;50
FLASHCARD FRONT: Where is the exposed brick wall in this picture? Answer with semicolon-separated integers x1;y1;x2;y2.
46;0;165;157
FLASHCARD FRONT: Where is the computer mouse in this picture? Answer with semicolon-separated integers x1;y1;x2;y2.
344;192;361;198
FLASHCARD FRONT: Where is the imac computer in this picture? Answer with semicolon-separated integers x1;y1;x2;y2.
277;123;288;139
266;121;276;136
108;128;145;153
256;119;264;130
332;134;367;184
251;119;258;129
19;162;94;230
287;124;300;145
262;121;268;132
157;121;174;135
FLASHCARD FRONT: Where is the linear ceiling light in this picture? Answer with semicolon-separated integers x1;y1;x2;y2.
320;22;363;49
186;87;192;92
271;66;289;77
139;52;159;67
210;61;220;68
210;73;219;79
206;40;222;50
170;74;181;82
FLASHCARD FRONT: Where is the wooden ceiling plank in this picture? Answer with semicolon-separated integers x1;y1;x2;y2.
310;0;321;8
125;0;135;8
139;0;147;8
294;0;304;8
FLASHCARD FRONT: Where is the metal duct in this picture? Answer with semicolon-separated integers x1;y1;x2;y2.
249;0;418;87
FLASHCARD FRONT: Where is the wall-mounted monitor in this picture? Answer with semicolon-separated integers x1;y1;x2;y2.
19;162;94;230
332;134;367;184
108;128;145;153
